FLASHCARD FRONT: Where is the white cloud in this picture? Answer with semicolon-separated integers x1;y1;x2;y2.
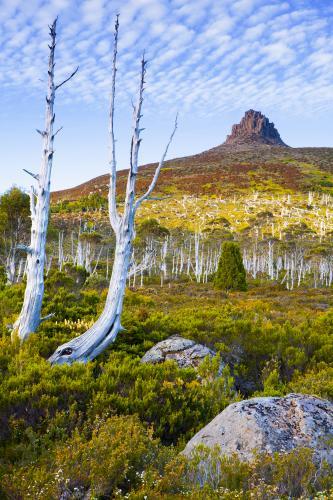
0;0;332;119
262;42;295;65
95;39;110;55
81;0;105;25
243;23;266;40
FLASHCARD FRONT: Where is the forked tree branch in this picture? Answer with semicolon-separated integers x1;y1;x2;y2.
135;113;178;209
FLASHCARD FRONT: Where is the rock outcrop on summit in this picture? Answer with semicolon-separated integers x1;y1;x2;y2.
183;393;333;464
224;109;288;147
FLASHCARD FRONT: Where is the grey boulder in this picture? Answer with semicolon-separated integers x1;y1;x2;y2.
183;393;333;464
141;335;216;369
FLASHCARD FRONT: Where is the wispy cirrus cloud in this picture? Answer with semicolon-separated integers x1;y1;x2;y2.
0;0;332;118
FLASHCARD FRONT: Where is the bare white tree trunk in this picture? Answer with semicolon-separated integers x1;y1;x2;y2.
84;240;92;273
46;253;53;276
160;237;168;286
16;258;25;283
4;221;25;284
49;17;177;365
6;246;16;284
58;231;64;271
76;233;84;267
14;19;77;341
92;245;104;275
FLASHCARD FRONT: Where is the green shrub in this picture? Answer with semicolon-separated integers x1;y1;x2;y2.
1;415;165;499
289;363;333;401
182;445;332;499
0;276;332;497
214;242;247;291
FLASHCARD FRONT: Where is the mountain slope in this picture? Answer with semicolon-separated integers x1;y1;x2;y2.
52;144;333;202
53;110;333;202
51;109;333;238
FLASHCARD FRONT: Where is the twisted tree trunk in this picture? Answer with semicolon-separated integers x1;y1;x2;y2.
14;19;77;341
49;17;177;365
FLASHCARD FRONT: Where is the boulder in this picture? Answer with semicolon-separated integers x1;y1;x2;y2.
183;393;333;464
140;335;216;369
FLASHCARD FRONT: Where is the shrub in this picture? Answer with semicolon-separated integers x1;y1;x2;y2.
183;445;332;499
214;242;247;291
1;415;164;499
289;363;333;401
0;276;332;497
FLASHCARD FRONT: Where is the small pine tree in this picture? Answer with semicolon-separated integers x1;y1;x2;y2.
215;241;247;291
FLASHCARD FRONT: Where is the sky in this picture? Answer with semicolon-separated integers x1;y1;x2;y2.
1;0;333;192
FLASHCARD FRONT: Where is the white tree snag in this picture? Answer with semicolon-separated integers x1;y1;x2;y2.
14;19;77;341
49;18;177;365
108;15;121;234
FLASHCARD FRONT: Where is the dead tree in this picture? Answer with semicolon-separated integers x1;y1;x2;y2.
14;19;77;341
49;17;177;364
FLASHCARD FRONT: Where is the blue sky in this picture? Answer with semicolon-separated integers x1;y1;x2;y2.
1;0;333;191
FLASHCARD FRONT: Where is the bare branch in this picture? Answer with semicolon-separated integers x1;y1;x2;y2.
49;17;58;34
52;126;63;140
131;54;146;176
135;114;178;209
36;129;47;137
108;14;121;232
147;195;170;201
16;244;32;254
55;66;79;91
40;313;55;323
23;168;40;181
123;54;147;221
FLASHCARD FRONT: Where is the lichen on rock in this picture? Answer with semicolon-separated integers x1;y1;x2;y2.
183;393;333;464
140;335;217;369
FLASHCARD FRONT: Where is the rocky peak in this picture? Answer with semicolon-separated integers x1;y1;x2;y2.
224;109;288;147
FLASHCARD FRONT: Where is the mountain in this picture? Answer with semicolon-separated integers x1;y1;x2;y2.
52;110;333;204
223;109;288;147
52;145;333;203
